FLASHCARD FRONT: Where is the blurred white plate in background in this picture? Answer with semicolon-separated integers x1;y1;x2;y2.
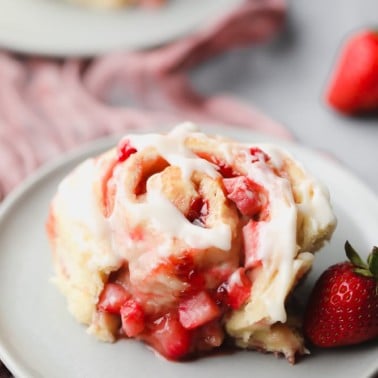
0;0;237;56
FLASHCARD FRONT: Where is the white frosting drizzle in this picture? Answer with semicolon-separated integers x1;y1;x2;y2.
239;144;335;323
241;155;297;322
218;141;235;165
56;160;103;233
126;122;218;181
53;123;336;327
113;182;231;251
109;123;232;258
54;159;120;270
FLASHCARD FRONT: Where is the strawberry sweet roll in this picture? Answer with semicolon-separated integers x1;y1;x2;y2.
46;123;336;362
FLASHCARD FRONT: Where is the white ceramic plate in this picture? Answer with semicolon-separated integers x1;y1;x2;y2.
0;0;237;57
0;126;377;378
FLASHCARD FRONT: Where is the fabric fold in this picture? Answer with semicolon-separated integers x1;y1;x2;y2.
0;0;288;200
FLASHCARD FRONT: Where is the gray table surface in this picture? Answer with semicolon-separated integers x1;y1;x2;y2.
191;0;378;194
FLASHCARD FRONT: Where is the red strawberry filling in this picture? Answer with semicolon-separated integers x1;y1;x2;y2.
94;145;277;360
223;176;265;217
97;254;253;360
120;299;145;337
243;220;263;269
216;160;238;178
117;139;137;162
195;152;238;178
216;268;252;310
178;291;220;329
249;147;270;163
145;312;192;360
98;283;130;314
186;197;208;225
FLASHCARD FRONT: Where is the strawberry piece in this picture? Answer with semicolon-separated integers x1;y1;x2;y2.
304;242;378;347
216;160;237;178
162;252;206;293
326;30;378;114
120;299;145;337
250;147;270;163
179;291;220;329
146;312;192;360
187;197;208;225
223;176;263;217
97;283;130;314
217;268;252;310
187;197;204;222
242;220;262;269
194;152;237;178
168;253;195;281
117;139;137;162
195;320;224;351
225;268;252;310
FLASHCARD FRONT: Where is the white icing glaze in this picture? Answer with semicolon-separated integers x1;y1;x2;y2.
56;159;102;233
112;180;231;252
54;159;120;270
238;144;335;323
125;122;219;180
241;153;297;322
217;140;235;165
53;123;336;327
110;123;232;256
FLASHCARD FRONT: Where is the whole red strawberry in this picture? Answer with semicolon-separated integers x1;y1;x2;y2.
326;29;378;114
303;241;378;347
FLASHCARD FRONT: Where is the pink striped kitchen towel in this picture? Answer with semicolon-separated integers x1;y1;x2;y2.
0;0;288;202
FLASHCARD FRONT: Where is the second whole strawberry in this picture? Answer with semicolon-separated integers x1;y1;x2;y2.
326;29;378;115
303;241;378;348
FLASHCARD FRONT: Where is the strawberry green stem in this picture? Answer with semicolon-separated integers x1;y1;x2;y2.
345;241;368;269
345;241;378;295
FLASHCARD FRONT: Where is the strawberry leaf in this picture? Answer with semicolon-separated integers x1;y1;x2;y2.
368;246;378;279
345;241;368;269
354;267;373;278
